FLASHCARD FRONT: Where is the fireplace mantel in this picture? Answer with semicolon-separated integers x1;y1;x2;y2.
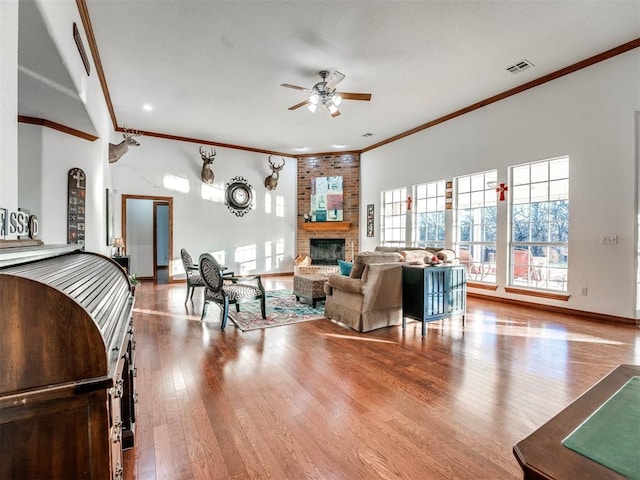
301;221;352;232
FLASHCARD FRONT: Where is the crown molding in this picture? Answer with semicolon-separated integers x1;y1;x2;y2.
74;1;640;158
362;37;640;153
18;116;98;141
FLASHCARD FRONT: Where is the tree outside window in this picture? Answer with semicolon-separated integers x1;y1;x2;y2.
510;156;569;291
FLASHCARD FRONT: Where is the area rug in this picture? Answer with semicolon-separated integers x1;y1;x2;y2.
228;289;325;331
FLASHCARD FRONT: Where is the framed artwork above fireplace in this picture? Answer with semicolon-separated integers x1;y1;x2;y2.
311;176;343;222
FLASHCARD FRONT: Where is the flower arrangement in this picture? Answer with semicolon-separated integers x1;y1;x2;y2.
429;255;443;266
128;273;140;287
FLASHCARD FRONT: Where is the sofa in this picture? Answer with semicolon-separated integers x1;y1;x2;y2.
323;247;459;332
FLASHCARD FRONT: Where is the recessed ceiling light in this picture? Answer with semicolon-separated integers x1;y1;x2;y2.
294;147;308;152
333;144;346;148
143;104;153;111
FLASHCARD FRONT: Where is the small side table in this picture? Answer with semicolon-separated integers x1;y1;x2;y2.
112;255;131;274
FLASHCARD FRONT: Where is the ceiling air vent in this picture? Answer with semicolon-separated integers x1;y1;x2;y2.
505;59;534;74
362;132;374;137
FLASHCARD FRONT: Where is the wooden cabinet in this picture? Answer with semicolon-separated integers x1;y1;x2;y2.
0;249;136;479
402;265;466;336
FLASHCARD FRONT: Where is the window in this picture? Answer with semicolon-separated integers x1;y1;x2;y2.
511;156;569;291
413;180;445;248
455;170;497;282
380;187;407;247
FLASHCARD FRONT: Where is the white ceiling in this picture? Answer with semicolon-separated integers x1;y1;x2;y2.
18;1;640;156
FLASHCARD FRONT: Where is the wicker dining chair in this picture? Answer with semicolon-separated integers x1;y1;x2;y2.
198;253;266;330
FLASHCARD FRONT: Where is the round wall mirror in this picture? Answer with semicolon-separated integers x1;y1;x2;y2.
225;176;254;217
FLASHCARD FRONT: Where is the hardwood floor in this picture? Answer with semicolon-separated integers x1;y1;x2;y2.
124;277;639;479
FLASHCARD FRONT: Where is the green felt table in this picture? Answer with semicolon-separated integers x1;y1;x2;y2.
562;375;639;479
513;364;640;480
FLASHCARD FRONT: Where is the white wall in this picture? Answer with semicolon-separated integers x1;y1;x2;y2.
9;0;297;274
111;135;297;278
361;50;640;319
11;0;115;253
17;124;42;218
0;0;18;215
19;123;105;248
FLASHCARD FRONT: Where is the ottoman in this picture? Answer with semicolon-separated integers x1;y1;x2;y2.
293;274;327;308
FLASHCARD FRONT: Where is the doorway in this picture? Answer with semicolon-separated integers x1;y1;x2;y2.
122;194;173;283
154;202;170;284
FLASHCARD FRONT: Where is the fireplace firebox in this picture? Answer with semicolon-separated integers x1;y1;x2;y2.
310;238;345;265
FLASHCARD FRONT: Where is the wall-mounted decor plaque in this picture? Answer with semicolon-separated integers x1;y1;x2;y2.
67;168;86;246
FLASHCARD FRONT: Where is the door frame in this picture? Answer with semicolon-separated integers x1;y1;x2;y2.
121;194;174;282
153;201;170;282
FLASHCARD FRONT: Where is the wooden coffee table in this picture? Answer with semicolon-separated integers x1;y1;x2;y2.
513;364;640;479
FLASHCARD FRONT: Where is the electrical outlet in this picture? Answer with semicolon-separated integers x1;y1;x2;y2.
580;287;588;296
601;235;619;245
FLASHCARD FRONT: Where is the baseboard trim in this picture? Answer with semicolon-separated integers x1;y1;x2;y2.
467;291;637;326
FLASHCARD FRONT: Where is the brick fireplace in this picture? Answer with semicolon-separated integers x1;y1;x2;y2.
296;154;359;263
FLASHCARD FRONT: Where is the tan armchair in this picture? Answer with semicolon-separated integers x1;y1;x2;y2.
324;252;404;332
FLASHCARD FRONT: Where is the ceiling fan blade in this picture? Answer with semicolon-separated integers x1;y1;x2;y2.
331;109;341;118
337;92;372;101
288;99;310;111
325;71;345;90
281;83;311;92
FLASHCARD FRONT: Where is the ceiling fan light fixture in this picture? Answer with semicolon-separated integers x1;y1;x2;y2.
282;70;371;117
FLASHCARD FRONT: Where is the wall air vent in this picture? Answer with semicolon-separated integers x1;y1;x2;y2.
505;59;534;74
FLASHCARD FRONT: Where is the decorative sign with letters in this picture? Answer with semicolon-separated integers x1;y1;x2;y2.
0;208;39;239
367;204;374;237
67;168;86;245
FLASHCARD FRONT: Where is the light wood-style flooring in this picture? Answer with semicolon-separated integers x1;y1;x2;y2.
124;277;639;479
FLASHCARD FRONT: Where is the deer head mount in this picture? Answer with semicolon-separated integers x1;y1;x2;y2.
200;146;217;184
108;129;142;163
264;156;285;190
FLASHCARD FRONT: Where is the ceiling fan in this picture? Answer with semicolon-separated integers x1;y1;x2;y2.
281;70;372;117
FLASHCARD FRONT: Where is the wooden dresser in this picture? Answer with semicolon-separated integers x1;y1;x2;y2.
0;245;136;480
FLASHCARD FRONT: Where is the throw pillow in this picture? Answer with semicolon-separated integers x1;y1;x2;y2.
338;260;353;276
436;249;457;262
400;250;432;264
